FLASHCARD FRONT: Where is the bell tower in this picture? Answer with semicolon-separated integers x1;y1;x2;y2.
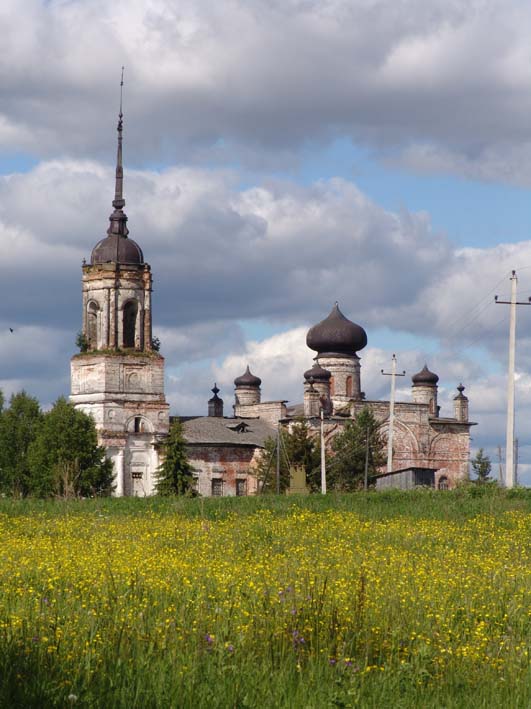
70;72;169;496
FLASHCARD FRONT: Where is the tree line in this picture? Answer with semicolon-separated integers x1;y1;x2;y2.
0;389;493;498
0;391;113;498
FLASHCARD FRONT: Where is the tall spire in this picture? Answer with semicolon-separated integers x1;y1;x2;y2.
107;66;129;238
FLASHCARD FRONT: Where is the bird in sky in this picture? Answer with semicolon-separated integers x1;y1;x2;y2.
9;328;14;333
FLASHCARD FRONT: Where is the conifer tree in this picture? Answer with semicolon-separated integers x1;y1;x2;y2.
27;397;113;497
471;448;492;483
0;391;42;496
329;407;386;491
155;419;195;495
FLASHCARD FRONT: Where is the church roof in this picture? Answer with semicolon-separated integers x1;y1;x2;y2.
91;234;144;265
234;365;262;388
306;303;367;356
178;416;275;447
304;363;331;381
412;364;439;386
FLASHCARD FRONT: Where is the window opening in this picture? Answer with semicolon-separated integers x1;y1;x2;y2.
211;478;223;497
346;375;353;397
123;301;138;348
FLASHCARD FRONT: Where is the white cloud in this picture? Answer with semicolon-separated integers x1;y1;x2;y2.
1;0;531;182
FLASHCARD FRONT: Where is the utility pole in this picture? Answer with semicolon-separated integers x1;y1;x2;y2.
276;426;281;495
495;271;531;488
364;425;369;491
514;437;519;487
320;408;327;494
381;354;406;473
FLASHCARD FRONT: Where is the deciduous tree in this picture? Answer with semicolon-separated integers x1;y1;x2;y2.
256;419;320;493
329;407;386;491
0;391;42;497
27;397;113;497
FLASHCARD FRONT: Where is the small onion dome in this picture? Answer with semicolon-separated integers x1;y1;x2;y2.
454;383;467;400
306;303;367;355
304;363;331;382
208;383;223;402
412;364;439;386
234;365;261;388
91;235;144;265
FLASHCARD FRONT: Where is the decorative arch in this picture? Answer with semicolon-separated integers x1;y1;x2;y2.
126;415;154;434
87;300;100;349
376;418;420;469
428;433;454;461
123;300;138;348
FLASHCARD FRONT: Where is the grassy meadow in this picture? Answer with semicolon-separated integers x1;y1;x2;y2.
1;487;531;708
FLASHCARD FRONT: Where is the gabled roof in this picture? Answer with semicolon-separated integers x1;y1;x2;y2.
176;416;276;447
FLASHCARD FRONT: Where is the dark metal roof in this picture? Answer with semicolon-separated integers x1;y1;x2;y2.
304;363;331;381
208;383;223;403
306;303;367;355
412;364;439;386
234;365;262;388
180;416;275;446
91;234;144;265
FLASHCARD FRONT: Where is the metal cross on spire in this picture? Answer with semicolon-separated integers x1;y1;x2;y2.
107;66;129;238
113;66;125;210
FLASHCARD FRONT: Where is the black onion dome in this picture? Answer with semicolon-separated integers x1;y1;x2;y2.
306;303;367;355
412;364;439;386
91;235;144;265
304;363;331;381
234;365;261;388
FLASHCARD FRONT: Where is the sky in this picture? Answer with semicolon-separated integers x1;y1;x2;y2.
2;0;531;483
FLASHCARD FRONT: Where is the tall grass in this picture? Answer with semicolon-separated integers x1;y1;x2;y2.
1;488;530;708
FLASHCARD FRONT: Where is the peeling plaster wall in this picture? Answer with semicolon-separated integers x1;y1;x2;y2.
187;445;262;497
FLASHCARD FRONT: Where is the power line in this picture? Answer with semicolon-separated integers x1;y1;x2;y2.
442;271;510;340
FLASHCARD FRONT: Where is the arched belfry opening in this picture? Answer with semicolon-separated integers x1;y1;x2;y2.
123;300;138;348
87;301;99;349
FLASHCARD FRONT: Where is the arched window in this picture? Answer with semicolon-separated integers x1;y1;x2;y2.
87;302;99;349
123;300;138;348
346;375;353;398
438;476;449;490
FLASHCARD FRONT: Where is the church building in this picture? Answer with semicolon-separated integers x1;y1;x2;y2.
70;106;473;496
